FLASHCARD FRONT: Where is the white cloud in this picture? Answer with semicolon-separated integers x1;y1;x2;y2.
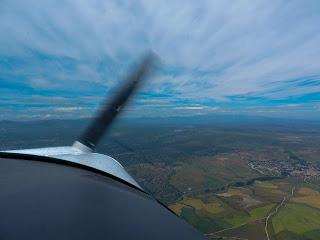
30;78;58;90
1;0;320;119
175;106;207;110
54;107;87;112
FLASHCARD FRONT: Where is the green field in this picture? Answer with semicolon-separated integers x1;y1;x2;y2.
180;207;229;233
226;203;275;226
272;203;320;236
217;220;266;240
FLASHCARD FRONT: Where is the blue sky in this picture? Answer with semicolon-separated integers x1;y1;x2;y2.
1;0;320;120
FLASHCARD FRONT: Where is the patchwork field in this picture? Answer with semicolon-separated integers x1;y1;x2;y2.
291;187;320;209
2;118;320;240
170;198;224;215
169;180;320;240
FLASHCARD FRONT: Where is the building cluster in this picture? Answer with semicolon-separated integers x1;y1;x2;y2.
248;157;320;181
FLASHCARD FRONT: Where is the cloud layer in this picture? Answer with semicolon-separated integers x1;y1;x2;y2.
1;0;320;119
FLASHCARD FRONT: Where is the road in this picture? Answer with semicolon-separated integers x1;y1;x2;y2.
205;185;295;240
264;186;295;240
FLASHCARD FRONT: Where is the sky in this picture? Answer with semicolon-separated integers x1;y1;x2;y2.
1;0;320;120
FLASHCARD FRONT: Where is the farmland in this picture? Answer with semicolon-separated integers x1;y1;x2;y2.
170;181;320;240
1;116;320;239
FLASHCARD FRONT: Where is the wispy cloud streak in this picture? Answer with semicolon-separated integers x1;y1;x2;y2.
0;0;320;119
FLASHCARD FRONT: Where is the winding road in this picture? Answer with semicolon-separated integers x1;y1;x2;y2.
264;186;295;240
205;185;296;240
